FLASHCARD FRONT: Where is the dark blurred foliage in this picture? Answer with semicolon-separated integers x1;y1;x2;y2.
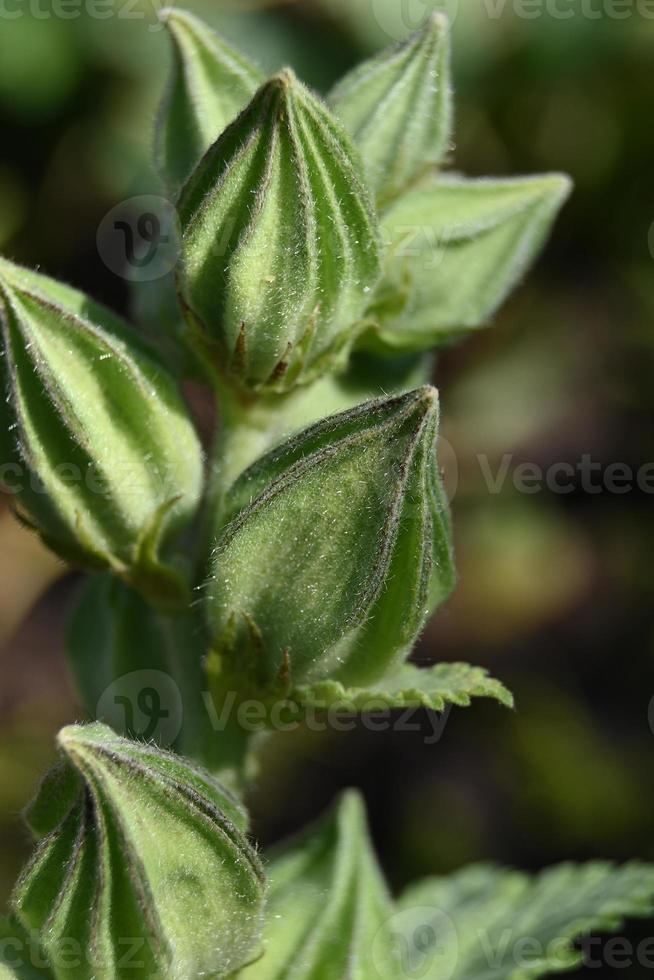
1;2;654;973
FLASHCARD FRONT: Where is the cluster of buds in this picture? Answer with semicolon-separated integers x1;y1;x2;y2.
0;10;573;974
0;9;568;628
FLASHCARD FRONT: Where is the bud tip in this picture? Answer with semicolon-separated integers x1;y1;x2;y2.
426;10;449;32
56;724;87;752
416;384;439;412
270;67;297;91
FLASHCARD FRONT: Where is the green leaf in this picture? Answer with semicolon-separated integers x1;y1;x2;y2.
366;174;572;353
11;724;265;980
291;662;513;713
242;791;400;979
206;388;455;709
0;257;204;607
155;8;263;194
177;69;381;393
397;862;654;979
329;14;452;206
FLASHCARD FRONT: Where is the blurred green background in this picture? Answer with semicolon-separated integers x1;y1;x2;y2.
1;1;653;974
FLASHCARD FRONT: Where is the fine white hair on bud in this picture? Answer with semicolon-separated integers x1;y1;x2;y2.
0;256;204;608
177;69;381;393
329;13;453;206
206;387;454;705
12;723;265;980
156;7;263;195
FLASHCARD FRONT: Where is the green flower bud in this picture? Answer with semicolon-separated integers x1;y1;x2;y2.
0;258;204;606
156;8;263;195
11;724;265;980
206;387;454;705
177;70;381;393
329;13;452;206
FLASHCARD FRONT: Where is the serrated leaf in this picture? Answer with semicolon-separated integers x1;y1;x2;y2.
291;662;513;713
329;14;452;205
397;862;654;979
0;257;204;606
177;70;381;392
155;8;263;194
366;174;572;352
206;388;455;708
11;724;265;980
242;791;400;979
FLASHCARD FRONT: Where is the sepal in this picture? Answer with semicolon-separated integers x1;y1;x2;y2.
242;792;400;979
211;350;434;524
365;174;572;352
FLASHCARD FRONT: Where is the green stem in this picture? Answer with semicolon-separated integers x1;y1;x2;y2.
161;609;255;789
199;383;291;572
212;384;289;500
